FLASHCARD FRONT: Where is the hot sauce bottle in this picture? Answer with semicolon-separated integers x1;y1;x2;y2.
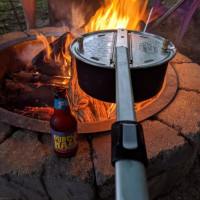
50;86;78;157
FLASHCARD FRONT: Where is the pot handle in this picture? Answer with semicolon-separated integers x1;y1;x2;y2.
112;28;149;200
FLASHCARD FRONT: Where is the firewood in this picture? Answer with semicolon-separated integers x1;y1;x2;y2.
32;32;74;76
5;79;33;94
12;72;68;84
68;57;110;123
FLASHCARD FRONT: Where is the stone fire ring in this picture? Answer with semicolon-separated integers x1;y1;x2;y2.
0;27;200;200
0;29;177;135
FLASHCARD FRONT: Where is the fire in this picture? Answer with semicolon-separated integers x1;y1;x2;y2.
14;106;54;121
36;33;54;61
32;1;155;121
85;0;148;32
36;32;73;86
36;0;149;85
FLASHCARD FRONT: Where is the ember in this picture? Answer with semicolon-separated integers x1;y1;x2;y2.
14;106;54;121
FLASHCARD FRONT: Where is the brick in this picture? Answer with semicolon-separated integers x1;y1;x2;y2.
0;129;46;175
173;62;200;92
156;90;200;135
171;52;192;63
91;120;199;200
0;32;27;46
142;120;198;199
26;26;66;37
141;120;184;159
41;133;96;200
91;133;115;200
0;129;48;199
0;122;14;143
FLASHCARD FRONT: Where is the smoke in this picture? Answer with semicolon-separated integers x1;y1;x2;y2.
69;1;86;35
48;0;103;35
17;42;45;67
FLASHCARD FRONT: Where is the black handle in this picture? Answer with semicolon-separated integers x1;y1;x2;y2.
111;121;148;167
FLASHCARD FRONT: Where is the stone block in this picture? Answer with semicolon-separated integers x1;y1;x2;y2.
0;130;95;200
0;129;48;199
91;132;115;200
26;27;66;37
141;120;184;160
91;119;199;200
41;133;96;200
156;90;200;135
0;129;46;175
156;154;200;200
0;122;14;143
171;52;192;63
173;62;200;92
0;32;27;46
142;120;198;199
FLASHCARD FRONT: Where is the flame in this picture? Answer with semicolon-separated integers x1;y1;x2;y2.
36;33;54;61
35;0;149;87
36;32;73;86
85;0;148;32
33;1;155;120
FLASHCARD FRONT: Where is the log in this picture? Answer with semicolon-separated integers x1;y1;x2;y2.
31;31;114;122
13;107;53;121
32;32;74;76
68;57;112;123
12;72;69;85
1;31;156;123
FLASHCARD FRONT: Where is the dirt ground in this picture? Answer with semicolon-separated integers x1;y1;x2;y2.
0;1;200;199
0;0;48;34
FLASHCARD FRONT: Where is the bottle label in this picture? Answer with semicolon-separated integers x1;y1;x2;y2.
51;128;77;153
54;97;69;110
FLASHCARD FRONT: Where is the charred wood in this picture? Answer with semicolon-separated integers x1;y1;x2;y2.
32;32;74;76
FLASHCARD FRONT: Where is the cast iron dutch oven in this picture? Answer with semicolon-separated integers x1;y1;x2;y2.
70;29;176;102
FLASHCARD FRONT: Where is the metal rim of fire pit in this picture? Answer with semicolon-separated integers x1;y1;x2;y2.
0;33;178;134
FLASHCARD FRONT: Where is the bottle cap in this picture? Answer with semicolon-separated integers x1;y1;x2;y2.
54;86;66;98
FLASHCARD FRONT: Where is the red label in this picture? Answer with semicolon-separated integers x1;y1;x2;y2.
51;129;77;153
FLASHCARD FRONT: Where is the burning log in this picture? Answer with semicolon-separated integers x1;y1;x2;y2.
68;57;111;123
14;106;53;121
32;32;74;76
31;32;113;123
12;72;69;86
3;78;53;107
1;27;158;123
4;78;34;99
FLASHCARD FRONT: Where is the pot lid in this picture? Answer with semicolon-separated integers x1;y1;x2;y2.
70;29;176;68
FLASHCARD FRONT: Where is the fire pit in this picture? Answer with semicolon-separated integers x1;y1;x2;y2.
0;27;200;200
0;30;177;134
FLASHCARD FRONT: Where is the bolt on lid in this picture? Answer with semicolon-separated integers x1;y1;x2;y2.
70;29;176;69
